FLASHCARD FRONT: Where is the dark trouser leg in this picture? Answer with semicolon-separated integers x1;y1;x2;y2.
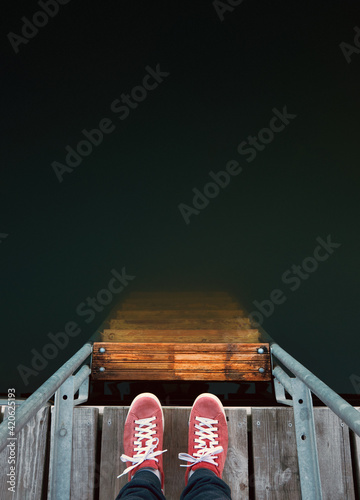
180;469;232;500
115;470;166;500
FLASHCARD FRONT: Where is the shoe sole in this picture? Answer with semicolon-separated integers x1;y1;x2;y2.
127;392;165;430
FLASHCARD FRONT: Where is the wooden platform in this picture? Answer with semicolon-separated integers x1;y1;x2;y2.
1;405;358;499
91;292;272;382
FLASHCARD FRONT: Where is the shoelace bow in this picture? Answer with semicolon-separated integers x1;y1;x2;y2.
118;416;167;478
178;417;223;468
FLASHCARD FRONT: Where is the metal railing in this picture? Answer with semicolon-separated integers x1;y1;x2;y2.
271;342;360;500
0;343;93;488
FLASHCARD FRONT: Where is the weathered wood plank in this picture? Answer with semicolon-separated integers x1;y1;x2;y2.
116;309;247;319
99;407;128;500
101;329;261;343
252;407;301;500
94;361;268;372
94;342;268;353
350;407;360;498
223;408;249;499
0;406;50;500
70;407;99;500
121;302;242;311
314;408;355;500
94;352;267;362
122;296;237;304
162;408;249;499
93;370;269;381
110;318;252;330
94;362;268;372
119;303;240;312
252;407;357;500
163;407;189;499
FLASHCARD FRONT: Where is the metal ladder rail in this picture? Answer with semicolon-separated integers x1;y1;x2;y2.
271;342;360;500
0;343;93;500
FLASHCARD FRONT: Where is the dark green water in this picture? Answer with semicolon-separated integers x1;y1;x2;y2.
1;0;359;396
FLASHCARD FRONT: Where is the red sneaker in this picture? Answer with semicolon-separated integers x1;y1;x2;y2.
179;393;228;484
118;393;167;489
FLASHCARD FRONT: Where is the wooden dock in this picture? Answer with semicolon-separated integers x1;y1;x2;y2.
1;404;359;499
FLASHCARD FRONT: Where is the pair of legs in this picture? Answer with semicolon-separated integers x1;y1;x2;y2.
115;393;232;499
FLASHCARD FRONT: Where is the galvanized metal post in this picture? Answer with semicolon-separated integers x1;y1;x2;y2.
47;365;91;500
273;365;293;406
291;377;323;500
48;377;75;500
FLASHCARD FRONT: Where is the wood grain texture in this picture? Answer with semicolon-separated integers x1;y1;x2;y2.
101;329;261;343
252;407;357;500
314;408;355;500
223;408;249;499
163;407;189;499
93;342;269;353
70;407;99;500
92;342;271;381
252;407;301;500
99;407;128;500
110;318;252;330
0;406;50;500
116;310;247;319
122;296;237;304
121;293;237;304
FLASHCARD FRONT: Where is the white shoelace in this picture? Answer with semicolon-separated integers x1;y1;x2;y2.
178;417;223;468
118;416;167;478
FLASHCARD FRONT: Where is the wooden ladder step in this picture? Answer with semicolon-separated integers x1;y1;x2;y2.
126;291;233;301
109;318;252;330
101;328;261;343
94;292;270;382
116;309;248;320
91;341;271;381
120;301;240;310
